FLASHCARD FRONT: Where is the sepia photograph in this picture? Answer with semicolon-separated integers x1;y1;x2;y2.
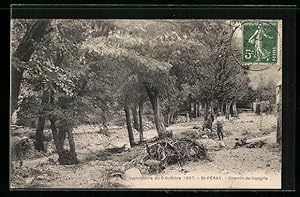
10;18;282;189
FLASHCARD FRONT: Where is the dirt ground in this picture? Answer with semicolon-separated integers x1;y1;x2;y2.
10;112;281;189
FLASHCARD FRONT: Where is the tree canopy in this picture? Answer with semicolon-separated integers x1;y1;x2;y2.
11;19;274;164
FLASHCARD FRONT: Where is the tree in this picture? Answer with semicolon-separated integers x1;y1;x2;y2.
13;19;116;163
185;21;251;120
81;21;184;138
11;19;51;115
124;98;136;147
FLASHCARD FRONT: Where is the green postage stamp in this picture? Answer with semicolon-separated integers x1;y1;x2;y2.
242;21;278;64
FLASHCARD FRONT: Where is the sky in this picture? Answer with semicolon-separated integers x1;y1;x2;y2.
248;65;282;89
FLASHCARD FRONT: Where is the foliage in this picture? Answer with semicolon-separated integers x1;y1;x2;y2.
12;19;263;149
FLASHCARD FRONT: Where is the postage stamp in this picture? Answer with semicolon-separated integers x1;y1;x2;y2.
242;21;278;64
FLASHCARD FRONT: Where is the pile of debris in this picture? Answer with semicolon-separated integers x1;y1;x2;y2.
234;135;267;149
11;136;32;162
182;129;201;139
144;137;207;172
11;165;60;187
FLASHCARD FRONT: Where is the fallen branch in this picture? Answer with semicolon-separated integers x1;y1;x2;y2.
146;137;207;169
234;135;268;148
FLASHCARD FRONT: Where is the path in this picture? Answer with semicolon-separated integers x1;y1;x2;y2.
11;113;281;189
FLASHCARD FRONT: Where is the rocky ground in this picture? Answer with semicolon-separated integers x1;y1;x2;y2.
10;112;281;189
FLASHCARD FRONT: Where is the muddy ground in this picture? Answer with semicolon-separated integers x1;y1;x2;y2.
10;112;281;189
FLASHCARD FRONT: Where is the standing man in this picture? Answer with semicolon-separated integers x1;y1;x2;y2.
215;112;224;141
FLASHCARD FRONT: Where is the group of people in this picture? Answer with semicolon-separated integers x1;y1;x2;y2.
202;111;224;141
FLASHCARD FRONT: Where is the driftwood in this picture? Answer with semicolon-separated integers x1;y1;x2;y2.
234;135;269;148
146;137;207;168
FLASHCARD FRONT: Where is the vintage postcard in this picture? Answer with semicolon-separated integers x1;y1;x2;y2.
10;18;282;189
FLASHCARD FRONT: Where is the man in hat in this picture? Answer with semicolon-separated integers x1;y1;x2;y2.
215;112;224;141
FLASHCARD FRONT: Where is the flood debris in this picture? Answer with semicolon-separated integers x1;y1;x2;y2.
234;135;267;148
145;137;208;171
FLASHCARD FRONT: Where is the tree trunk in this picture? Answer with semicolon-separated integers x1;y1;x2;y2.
145;86;166;138
138;100;144;142
49;87;78;165
49;119;64;157
170;111;175;124
34;89;49;152
232;100;238;118
101;111;109;136
11;20;51;114
165;111;170;127
210;101;215;115
165;105;173;126
10;68;23;115
256;103;261;115
34;116;46;152
225;101;232;120
194;102;197;118
221;102;225;115
66;127;78;163
255;99;261;115
132;104;139;131
204;102;208;121
197;103;202;117
188;102;192;118
217;101;221;114
49;119;78;165
124;103;135;147
58;127;66;148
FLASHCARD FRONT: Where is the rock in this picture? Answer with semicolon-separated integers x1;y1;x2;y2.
24;177;33;184
197;139;218;149
202;135;209;139
144;159;161;167
193;126;200;129
219;141;226;147
124;145;130;151
144;159;165;173
36;175;44;180
124;168;142;180
110;176;124;183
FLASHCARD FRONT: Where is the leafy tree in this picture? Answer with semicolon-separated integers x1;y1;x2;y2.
13;19;115;163
11;19;51;114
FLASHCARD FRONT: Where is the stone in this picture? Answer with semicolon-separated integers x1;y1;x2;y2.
110;176;124;183
219;141;226;147
124;167;142;180
144;159;161;167
36;175;44;180
24;177;33;184
197;139;218;149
